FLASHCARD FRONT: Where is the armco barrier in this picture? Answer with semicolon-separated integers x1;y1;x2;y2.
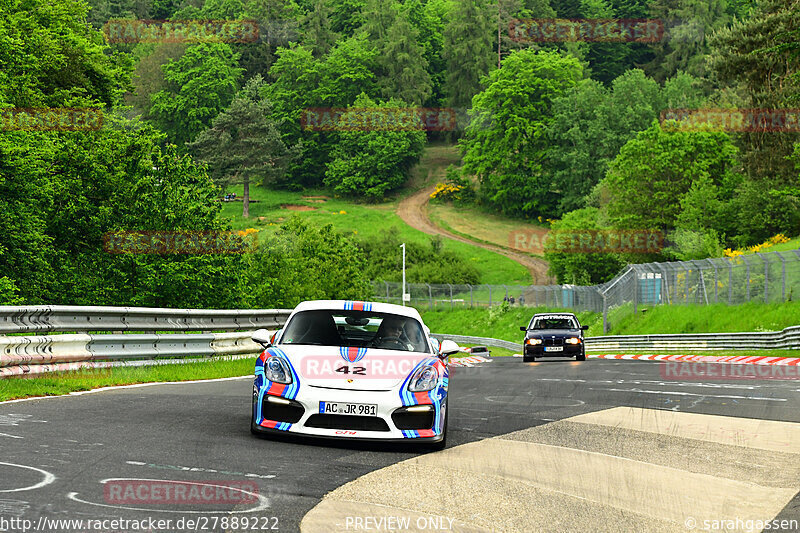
0;331;265;378
0;305;292;378
0;306;291;334
433;326;800;353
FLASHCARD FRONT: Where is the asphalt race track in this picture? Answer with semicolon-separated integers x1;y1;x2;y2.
1;357;799;533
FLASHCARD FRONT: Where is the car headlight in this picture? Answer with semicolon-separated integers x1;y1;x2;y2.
265;355;292;384
408;364;439;392
565;337;582;344
526;338;542;345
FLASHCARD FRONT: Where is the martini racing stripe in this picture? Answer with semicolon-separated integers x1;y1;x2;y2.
254;347;301;430
344;301;373;311
339;346;368;363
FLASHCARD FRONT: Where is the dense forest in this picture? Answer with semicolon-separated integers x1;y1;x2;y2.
0;0;798;303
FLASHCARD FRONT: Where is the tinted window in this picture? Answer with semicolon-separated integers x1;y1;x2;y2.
280;310;430;353
530;316;578;330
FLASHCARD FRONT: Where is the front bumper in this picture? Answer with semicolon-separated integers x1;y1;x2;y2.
524;344;583;356
253;385;446;441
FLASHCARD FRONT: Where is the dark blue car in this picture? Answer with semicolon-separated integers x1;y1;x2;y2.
520;313;587;362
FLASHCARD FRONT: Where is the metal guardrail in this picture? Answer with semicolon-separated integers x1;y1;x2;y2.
0;306;292;334
434;326;800;354
0;331;268;378
0;306;293;378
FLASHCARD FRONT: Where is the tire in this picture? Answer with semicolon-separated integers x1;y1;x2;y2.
522;354;535;362
576;349;586;361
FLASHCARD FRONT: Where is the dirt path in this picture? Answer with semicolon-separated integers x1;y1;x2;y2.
396;186;553;285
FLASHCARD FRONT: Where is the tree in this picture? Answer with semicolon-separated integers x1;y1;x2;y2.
149;43;243;146
442;0;496;109
460;49;583;217
265;38;379;187
599;120;742;239
189;75;299;217
302;0;339;57
378;7;432;105
544;208;625;284
0;0;131;108
324;94;426;199
646;0;730;83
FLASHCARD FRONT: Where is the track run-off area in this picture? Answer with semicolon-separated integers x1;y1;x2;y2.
1;357;799;533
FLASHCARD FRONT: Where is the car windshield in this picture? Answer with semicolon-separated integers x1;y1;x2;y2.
279;310;430;353
530;316;578;330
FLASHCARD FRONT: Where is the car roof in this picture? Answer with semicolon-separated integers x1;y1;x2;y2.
532;312;577;317
291;300;424;321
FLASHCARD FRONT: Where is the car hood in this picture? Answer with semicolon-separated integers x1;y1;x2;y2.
272;344;436;391
525;329;582;338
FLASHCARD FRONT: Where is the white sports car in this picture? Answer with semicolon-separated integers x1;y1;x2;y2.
250;300;458;449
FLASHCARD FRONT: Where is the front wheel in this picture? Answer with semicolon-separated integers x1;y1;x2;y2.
523;354;535;362
576;350;586;361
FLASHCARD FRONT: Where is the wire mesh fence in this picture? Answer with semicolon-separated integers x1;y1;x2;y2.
372;249;800;333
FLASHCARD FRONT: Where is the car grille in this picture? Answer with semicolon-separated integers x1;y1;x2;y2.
543;337;564;347
304;414;390;432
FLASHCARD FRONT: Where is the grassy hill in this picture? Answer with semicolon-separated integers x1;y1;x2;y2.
218;185;533;285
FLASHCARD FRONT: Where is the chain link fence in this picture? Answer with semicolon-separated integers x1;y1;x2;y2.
373;249;800;333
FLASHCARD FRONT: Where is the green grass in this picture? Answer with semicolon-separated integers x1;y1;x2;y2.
428;202;547;256
423;306;601;343
422;300;800;341
768;237;800;253
0;358;255;402
602;301;800;336
219;185;532;285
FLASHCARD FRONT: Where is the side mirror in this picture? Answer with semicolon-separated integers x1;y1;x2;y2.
252;328;274;347
519;326;527;332
439;339;460;356
581;325;588;331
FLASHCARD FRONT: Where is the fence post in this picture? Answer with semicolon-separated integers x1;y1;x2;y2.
427;283;432;308
448;284;453;308
775;252;786;301
756;252;768;303
602;292;608;334
707;259;718;304
469;284;473;307
741;255;751;302
385;281;390;303
488;285;492;307
727;258;733;305
632;268;638;315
